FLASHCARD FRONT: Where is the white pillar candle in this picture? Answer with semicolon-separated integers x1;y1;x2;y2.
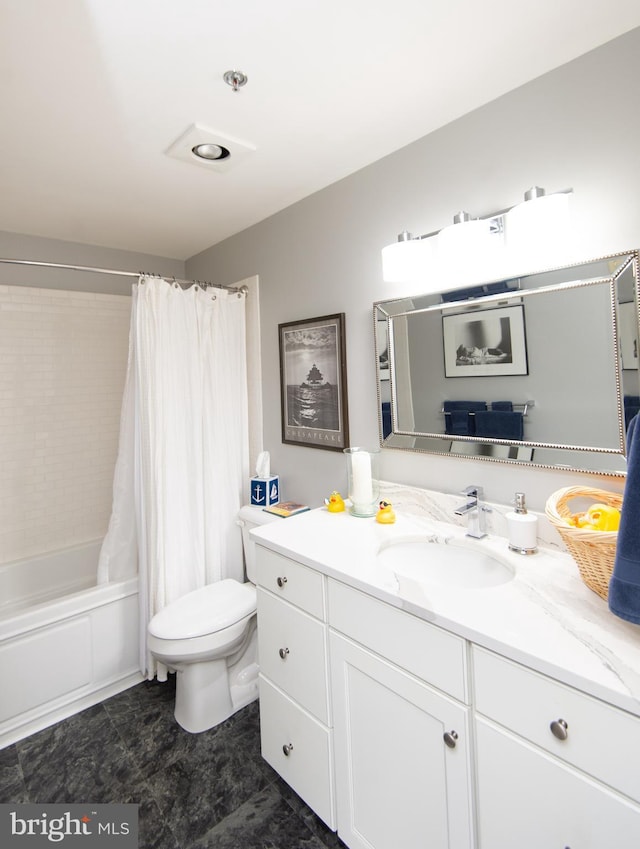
351;451;373;506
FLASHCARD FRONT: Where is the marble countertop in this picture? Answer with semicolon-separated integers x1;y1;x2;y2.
251;483;640;717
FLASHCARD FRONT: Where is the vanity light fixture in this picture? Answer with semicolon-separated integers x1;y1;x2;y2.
381;188;573;291
505;187;571;270
438;211;498;288
381;230;434;283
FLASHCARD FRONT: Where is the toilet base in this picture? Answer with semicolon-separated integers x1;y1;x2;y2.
172;620;259;733
175;657;233;733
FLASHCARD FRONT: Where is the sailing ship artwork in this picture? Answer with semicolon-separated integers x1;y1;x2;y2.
279;314;349;451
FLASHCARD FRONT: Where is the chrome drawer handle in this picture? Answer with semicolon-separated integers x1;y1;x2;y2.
282;743;294;756
278;647;290;660
443;730;458;749
276;576;288;588
550;718;569;740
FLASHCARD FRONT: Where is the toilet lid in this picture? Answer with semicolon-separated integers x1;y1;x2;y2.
148;580;256;640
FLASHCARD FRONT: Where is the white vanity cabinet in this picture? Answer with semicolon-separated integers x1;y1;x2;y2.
253;519;640;849
329;580;475;849
473;646;640;848
255;547;335;828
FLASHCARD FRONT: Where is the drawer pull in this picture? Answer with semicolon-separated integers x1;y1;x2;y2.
278;647;290;659
282;743;294;756
550;718;569;740
276;576;288;588
443;730;459;749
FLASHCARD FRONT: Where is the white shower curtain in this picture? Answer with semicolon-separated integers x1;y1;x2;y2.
98;276;250;677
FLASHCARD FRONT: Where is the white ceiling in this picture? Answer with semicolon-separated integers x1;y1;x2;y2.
1;1;640;261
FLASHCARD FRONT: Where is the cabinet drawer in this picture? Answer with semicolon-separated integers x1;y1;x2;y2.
257;588;330;723
259;676;335;830
256;546;325;619
476;717;640;848
473;646;640;802
328;579;467;702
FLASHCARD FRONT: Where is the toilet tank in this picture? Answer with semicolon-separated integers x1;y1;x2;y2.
238;505;280;583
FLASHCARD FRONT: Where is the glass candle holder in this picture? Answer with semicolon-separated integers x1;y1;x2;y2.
343;447;380;517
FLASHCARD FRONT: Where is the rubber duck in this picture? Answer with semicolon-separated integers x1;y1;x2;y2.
569;503;621;531
376;500;396;524
325;491;345;513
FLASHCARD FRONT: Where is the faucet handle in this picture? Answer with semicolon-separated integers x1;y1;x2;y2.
461;485;483;499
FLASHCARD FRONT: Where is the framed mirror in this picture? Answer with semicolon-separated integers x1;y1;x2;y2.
374;251;640;475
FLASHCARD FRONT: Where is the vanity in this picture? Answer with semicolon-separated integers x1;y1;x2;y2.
252;488;640;849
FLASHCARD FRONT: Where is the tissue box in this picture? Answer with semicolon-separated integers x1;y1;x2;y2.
250;475;280;507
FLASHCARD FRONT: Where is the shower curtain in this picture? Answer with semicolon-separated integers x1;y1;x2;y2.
98;276;250;677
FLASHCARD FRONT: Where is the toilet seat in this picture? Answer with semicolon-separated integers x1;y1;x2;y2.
148;579;256;640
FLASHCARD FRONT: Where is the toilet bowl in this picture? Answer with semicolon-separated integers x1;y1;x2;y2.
147;504;278;733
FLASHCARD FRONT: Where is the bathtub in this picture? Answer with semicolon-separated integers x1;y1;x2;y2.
0;540;143;748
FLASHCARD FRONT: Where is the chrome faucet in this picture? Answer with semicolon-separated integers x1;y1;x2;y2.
454;485;490;539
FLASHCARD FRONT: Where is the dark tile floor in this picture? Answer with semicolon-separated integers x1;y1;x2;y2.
0;678;345;849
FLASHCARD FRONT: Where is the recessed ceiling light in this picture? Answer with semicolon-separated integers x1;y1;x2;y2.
191;143;230;161
165;123;256;173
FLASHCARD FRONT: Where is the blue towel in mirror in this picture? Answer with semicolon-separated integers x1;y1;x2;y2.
491;401;513;411
443;400;487;412
445;410;474;436
443;400;485;436
381;402;392;439
474;411;524;441
609;414;640;624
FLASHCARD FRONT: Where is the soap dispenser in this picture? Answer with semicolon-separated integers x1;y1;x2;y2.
506;492;538;555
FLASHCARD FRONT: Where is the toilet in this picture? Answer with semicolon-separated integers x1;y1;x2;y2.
147;504;278;733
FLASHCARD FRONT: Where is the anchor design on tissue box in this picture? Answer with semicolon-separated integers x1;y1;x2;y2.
251;476;279;506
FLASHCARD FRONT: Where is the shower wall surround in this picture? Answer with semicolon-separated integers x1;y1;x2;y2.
0;285;130;563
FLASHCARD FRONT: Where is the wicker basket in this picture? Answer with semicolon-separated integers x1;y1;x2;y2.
545;486;622;600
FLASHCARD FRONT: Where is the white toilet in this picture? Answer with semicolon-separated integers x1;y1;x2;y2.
147;504;278;733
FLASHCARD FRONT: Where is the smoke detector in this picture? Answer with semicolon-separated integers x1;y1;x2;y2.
165;123;256;172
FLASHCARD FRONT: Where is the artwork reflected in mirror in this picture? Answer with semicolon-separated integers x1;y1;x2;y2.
442;304;528;378
375;251;640;475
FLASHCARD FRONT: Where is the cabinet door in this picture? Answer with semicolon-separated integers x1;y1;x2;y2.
330;632;473;849
476;718;640;848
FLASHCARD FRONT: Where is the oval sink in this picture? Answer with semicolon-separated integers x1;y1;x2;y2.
377;536;514;589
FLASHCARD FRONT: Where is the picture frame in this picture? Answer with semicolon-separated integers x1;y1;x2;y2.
279;313;349;451
442;304;528;378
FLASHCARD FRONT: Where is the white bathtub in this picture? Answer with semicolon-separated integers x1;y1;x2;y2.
0;540;142;748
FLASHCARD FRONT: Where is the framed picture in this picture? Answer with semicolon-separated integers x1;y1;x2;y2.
442;304;528;378
279;313;349;451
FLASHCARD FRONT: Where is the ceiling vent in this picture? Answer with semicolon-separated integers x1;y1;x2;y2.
165;123;256;172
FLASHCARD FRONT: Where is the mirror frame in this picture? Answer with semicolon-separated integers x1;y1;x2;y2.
374;250;640;476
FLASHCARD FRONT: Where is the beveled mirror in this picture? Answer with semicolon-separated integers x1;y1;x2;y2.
374;251;639;475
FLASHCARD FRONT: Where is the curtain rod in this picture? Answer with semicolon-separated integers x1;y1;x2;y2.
0;257;246;295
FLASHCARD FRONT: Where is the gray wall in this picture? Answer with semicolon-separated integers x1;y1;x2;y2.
0;231;185;295
187;28;640;511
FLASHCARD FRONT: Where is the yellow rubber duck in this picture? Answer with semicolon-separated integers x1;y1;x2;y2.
569;503;621;531
325;491;345;513
376;500;396;524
